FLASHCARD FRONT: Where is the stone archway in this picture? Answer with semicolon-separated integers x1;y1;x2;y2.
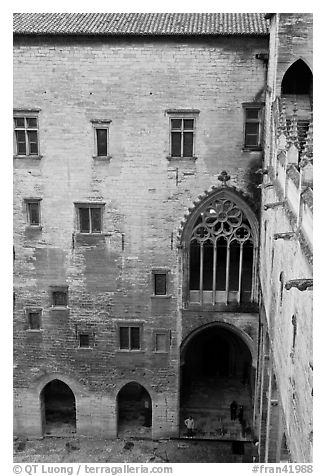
117;382;152;439
180;323;254;441
40;379;76;436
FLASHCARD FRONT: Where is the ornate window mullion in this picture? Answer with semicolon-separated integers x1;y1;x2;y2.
237;242;244;304
212;241;217;305
199;242;204;305
225;241;230;305
252;245;258;302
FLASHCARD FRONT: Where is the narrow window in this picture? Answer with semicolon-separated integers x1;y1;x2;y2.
27;310;41;330
92;120;111;158
119;326;141;350
76;204;104;233
79;333;90;348
14;114;39;156
154;273;167;296
24;199;41;227
171;118;194;157
96;129;108;156
243;105;263;149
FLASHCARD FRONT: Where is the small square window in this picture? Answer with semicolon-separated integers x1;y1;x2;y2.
75;203;104;234
243;104;263;149
92;120;111;158
119;325;141;350
79;333;90;348
50;286;69;307
26;309;42;330
14;112;40;157
25;199;41;227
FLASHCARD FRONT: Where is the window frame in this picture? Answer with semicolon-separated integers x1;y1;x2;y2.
242;103;264;150
25;307;42;331
24;198;42;228
153;330;170;353
151;268;171;298
13;110;41;158
74;202;105;234
91;120;112;160
49;285;69;309
78;333;92;349
166;109;199;161
116;322;143;352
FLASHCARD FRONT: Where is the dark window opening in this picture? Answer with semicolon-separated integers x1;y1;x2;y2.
52;291;68;307
281;60;312;95
154;273;167;295
28;311;41;330
96;128;108;156
203;242;214;290
229;242;241;291
292;315;297;349
189;242;200;290
119;326;140;350
216;239;227;291
79;334;90;348
27;201;40;226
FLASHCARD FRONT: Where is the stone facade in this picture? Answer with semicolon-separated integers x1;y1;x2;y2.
13;13;313;462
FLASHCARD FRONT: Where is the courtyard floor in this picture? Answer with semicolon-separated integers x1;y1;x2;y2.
14;436;253;463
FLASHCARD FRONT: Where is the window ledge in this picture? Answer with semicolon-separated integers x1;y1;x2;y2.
92;155;112;161
166;156;198;162
242;147;262;152
25;225;42;231
26;329;43;333
13;155;43;160
116;350;145;353
153;351;169;354
50;306;69;311
75;232;111;237
151;295;172;299
77;347;93;350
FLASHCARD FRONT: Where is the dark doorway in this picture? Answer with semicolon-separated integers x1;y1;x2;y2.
180;325;253;441
117;382;152;439
41;379;76;435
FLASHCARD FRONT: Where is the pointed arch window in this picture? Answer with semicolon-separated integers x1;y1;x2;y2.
187;195;257;305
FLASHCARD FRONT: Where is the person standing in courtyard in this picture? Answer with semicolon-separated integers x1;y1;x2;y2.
230;400;238;420
184;415;195;437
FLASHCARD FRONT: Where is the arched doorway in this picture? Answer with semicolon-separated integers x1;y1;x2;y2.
117;382;152;439
180;324;254;440
40;379;76;436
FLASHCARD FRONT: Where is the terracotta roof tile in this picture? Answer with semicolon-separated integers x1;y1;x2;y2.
13;13;269;36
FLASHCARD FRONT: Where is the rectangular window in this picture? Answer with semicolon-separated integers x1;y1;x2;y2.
154;273;167;296
92;120;111;158
27;309;42;330
119;326;141;350
14;114;39;156
76;204;104;233
243;105;263;149
25;199;41;226
79;333;90;348
171;118;194;157
52;291;68;307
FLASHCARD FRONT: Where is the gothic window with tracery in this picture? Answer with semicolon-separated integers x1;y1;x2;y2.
188;196;257;305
